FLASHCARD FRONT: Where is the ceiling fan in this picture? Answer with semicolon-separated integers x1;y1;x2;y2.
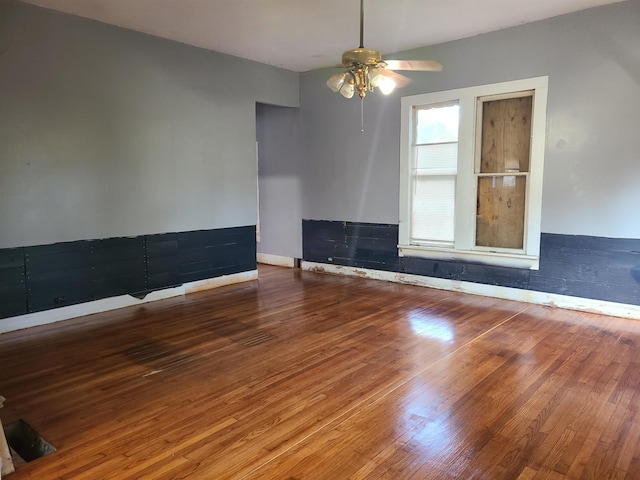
326;0;443;100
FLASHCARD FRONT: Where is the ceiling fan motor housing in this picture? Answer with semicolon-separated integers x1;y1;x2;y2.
342;48;383;67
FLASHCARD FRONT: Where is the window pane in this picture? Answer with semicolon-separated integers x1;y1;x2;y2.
411;176;456;244
476;176;526;249
480;96;532;174
416;103;459;144
413;143;458;173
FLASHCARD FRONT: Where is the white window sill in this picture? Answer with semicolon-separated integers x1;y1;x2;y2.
398;245;539;270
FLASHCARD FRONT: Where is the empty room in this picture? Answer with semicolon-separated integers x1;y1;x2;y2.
1;0;639;478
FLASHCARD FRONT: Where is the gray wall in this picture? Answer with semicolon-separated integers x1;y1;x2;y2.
2;0;638;255
300;0;640;240
256;104;302;259
0;0;299;249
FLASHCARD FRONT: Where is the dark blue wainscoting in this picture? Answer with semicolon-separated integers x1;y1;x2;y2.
26;236;148;313
302;220;399;272
530;234;640;305
147;228;257;290
0;248;27;318
0;226;256;320
302;220;640;306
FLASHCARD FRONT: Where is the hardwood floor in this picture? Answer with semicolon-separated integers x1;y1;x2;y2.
1;265;640;479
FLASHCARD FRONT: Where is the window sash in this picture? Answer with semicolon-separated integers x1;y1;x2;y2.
409;174;456;245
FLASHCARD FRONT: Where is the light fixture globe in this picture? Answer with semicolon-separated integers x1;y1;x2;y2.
367;67;384;88
327;72;347;92
339;77;356;98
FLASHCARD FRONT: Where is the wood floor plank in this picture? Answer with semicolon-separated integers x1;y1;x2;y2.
0;265;639;479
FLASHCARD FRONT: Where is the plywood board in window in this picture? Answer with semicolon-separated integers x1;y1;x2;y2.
476;176;526;249
480;96;532;174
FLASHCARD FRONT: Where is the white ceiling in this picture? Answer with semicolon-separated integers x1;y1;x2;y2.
22;0;626;72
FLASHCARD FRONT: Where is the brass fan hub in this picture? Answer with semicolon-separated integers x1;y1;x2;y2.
341;48;383;68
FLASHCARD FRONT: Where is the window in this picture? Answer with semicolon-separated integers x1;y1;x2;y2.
410;102;459;247
399;77;548;270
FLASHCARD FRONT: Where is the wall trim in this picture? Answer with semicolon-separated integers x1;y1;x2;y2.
257;253;296;268
302;261;640;321
0;270;258;334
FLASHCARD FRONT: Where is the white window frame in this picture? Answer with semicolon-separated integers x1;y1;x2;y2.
399;77;548;270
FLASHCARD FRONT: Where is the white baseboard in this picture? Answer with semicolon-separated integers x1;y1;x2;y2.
301;261;640;320
257;253;296;268
0;270;258;335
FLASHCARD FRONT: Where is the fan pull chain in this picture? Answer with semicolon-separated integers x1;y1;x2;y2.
361;97;365;132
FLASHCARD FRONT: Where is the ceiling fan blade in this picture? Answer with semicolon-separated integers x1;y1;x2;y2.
384;59;443;71
380;69;412;89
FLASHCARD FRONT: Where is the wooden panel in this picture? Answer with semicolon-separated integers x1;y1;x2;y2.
302;220;399;272
476;175;526;248
480;95;532;174
476;94;532;250
302;220;344;264
2;265;640;478
0;248;27;318
147;226;256;290
303;220;640;306
90;237;147;299
147;233;180;289
530;234;640;304
176;227;256;284
25;237;146;312
1;224;637;322
0;227;256;320
400;256;531;289
25;241;95;312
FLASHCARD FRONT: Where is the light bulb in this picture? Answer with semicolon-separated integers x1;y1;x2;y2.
378;76;396;95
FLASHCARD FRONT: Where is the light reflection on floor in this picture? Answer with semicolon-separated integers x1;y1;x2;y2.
402;386;455;458
408;309;455;343
399;309;458;458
